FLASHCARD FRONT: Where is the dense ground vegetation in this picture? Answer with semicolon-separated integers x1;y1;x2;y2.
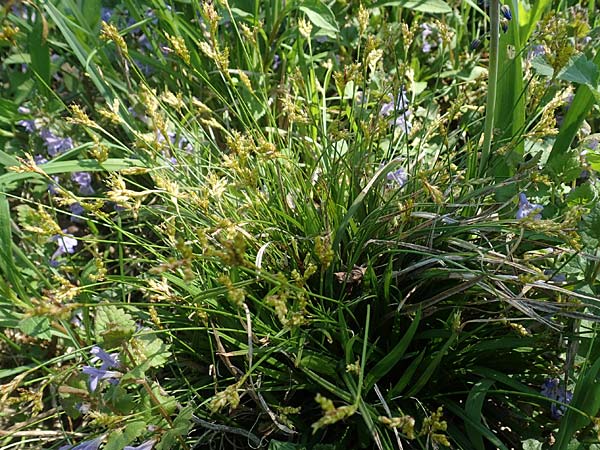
1;0;600;448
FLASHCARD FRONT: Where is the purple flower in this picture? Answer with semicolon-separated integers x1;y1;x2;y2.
380;90;409;116
386;167;408;188
101;7;113;22
527;44;546;60
71;172;94;195
69;202;85;223
380;90;413;134
48;175;60;195
541;378;573;419
34;154;48;165
124;440;157;450
272;54;281;70
59;436;103;450
40;129;73;156
421;24;433;53
516;193;543;220
82;366;121;392
90;346;120;370
17;119;36;133
76;402;91;414
50;232;78;264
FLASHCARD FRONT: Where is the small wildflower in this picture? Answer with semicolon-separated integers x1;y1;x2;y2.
421;23;434;53
81;366;121;392
386;167;408;188
58;436;103;450
124;440;156;450
470;38;482;50
69;202;85;223
500;4;512;21
34;154;48;165
541;378;573;419
272;54;281;70
527;44;546;60
50;232;78;262
516;193;543;220
90;346;120;370
100;7;113;22
71;172;95;195
17;119;36;133
40;129;73;156
501;19;509;33
380;89;412;134
76;402;91;414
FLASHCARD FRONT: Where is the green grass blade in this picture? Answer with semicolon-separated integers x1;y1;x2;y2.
364;309;421;392
464;379;495;450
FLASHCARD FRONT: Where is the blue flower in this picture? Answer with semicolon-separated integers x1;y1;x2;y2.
34;154;48;165
50;232;78;264
81;366;121;392
90;345;120;370
527;44;546;60
101;7;113;22
380;90;412;135
272;54;281;70
500;4;512;20
17;119;36;133
40;129;73;156
541;378;572;419
124;439;157;450
71;172;94;195
421;24;433;53
386;167;408;188
69;202;85;223
516;193;543;220
59;436;103;450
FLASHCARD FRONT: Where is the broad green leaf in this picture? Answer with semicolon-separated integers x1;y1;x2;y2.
94;305;136;348
122;334;171;381
155;406;193;450
372;0;452;13
522;439;544;450
579;202;600;252
558;55;599;86
104;421;146;450
531;56;554;77
548;49;600;166
299;1;338;34
18;316;53;340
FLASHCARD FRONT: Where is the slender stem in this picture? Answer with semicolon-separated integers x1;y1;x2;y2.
479;0;500;176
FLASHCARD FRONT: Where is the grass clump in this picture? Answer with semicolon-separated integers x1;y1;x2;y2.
1;1;600;449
